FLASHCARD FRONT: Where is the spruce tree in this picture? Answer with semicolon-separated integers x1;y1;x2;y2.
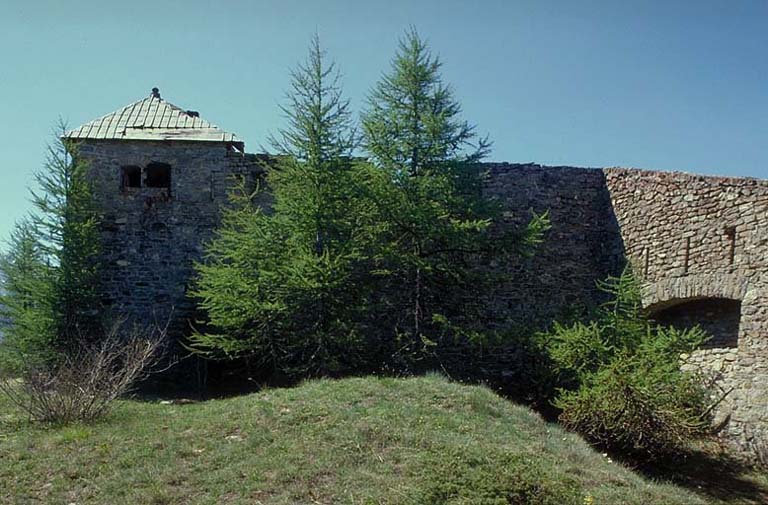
361;29;549;368
190;35;376;377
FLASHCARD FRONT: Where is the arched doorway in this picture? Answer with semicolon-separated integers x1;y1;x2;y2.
650;297;741;349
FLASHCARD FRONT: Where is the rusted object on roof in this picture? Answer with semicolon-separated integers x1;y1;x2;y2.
64;88;244;151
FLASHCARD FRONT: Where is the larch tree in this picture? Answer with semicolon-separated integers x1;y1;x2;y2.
361;28;549;369
0;221;57;371
31;131;102;344
190;35;378;378
0;125;102;371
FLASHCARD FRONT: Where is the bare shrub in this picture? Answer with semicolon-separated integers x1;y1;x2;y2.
0;321;168;423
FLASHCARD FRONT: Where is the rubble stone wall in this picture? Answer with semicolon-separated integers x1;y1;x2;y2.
485;164;768;451
604;168;768;449
77;140;264;334
80;142;766;452
481;164;625;328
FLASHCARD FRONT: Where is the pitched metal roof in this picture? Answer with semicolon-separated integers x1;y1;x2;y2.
64;89;244;150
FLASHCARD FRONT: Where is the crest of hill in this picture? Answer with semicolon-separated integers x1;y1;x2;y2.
0;375;710;504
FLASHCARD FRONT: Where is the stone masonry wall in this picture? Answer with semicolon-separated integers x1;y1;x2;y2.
652;298;742;349
485;164;768;451
481;164;625;329
605;168;768;449
80;143;766;452
77;140;264;336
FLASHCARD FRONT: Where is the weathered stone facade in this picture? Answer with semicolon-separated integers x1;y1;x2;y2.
604;168;768;450
481;164;625;328
68;94;766;453
482;164;768;451
76;140;265;335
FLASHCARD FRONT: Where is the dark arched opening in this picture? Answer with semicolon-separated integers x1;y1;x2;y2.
650;297;741;349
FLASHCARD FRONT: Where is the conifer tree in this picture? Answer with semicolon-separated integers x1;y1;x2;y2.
31;131;102;343
0;221;57;370
545;267;712;457
190;35;376;377
0;126;102;370
363;27;490;176
361;28;549;367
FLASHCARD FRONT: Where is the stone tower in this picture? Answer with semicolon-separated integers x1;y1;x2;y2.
64;88;263;334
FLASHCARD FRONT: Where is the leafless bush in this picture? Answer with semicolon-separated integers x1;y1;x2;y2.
0;321;168;423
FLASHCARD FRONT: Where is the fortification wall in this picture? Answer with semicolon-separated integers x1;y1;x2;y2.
605;168;768;448
483;163;767;450
80;143;766;451
481;164;625;328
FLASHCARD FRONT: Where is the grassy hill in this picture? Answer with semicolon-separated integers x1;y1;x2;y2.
0;375;759;504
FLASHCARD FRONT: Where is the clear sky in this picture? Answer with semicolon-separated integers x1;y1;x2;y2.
1;0;766;250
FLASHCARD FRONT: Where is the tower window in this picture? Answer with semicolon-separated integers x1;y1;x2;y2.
145;162;171;189
121;165;142;189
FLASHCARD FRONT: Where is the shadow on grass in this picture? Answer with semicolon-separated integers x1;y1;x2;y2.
636;446;768;505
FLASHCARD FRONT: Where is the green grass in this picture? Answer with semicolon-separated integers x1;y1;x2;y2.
0;374;763;504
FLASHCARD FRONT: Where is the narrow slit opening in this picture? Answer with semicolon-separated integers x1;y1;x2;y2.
725;226;736;265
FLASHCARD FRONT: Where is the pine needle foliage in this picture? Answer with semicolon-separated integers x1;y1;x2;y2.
0;221;57;371
362;27;490;176
192;29;550;379
30;129;102;343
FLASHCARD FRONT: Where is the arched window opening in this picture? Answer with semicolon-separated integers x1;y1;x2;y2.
650;298;741;349
145;162;171;190
121;165;142;189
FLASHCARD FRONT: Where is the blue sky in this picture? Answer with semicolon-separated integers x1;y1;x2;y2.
0;0;766;249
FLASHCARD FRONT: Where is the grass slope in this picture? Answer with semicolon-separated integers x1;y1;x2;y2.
0;375;720;504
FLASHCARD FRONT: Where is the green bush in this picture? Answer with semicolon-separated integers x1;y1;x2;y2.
543;267;712;458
